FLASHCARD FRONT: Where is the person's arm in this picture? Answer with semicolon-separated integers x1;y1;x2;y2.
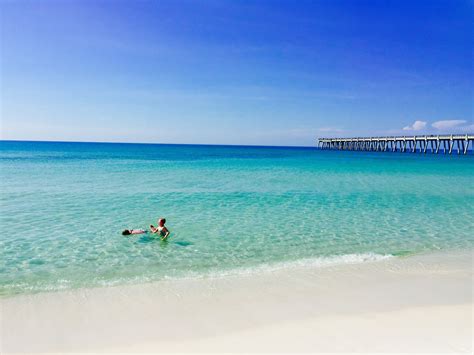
161;228;170;241
150;225;158;233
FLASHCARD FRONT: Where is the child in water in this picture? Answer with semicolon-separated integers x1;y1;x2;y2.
122;229;146;235
150;218;170;240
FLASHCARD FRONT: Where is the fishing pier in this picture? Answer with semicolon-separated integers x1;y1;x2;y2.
318;134;474;155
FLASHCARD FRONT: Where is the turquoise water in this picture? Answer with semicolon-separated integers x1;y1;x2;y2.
1;141;473;296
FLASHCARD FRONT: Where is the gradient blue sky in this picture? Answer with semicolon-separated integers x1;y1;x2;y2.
1;0;472;146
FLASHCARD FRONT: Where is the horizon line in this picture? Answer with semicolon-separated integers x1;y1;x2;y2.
0;139;316;149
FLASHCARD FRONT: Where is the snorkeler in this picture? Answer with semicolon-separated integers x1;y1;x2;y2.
150;218;170;240
122;229;147;236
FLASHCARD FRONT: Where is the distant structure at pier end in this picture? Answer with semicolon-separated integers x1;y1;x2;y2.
317;134;474;155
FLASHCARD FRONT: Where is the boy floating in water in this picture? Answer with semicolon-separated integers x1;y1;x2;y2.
150;218;170;240
122;229;146;235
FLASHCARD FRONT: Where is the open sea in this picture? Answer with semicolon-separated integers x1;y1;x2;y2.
1;140;473;296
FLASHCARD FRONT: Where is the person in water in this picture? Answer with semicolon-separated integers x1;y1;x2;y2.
122;229;146;235
150;218;170;240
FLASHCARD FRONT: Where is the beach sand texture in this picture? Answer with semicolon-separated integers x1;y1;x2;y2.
1;251;472;353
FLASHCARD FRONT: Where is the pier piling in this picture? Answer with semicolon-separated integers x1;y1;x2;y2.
318;134;473;155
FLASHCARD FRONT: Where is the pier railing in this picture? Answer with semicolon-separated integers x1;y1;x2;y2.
317;134;474;155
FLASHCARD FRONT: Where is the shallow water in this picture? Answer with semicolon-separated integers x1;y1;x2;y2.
1;141;473;296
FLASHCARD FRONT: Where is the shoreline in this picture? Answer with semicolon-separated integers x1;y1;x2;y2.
1;252;395;298
1;250;472;353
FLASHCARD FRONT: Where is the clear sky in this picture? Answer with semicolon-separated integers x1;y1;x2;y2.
1;0;472;146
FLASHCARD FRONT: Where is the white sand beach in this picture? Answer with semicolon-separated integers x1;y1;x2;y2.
1;251;472;354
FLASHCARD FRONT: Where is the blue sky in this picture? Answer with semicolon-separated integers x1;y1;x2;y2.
1;0;472;146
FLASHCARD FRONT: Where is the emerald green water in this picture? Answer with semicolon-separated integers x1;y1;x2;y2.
1;141;473;296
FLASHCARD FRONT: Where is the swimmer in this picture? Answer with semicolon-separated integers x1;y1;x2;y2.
122;229;146;236
150;218;170;240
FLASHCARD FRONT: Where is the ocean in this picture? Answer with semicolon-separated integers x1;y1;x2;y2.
1;140;473;296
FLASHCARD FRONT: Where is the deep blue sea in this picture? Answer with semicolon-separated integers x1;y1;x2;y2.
1;141;473;296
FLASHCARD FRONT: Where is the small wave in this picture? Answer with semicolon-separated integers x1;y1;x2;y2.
0;253;393;297
177;253;394;280
72;253;394;287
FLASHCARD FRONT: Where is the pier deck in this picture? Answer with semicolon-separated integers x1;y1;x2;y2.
318;134;474;155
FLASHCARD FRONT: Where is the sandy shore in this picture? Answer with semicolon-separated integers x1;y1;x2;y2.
1;251;472;354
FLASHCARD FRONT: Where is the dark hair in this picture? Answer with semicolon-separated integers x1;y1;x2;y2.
122;229;131;235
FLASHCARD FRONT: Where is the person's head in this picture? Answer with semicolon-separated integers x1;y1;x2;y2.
122;229;131;235
158;218;166;227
